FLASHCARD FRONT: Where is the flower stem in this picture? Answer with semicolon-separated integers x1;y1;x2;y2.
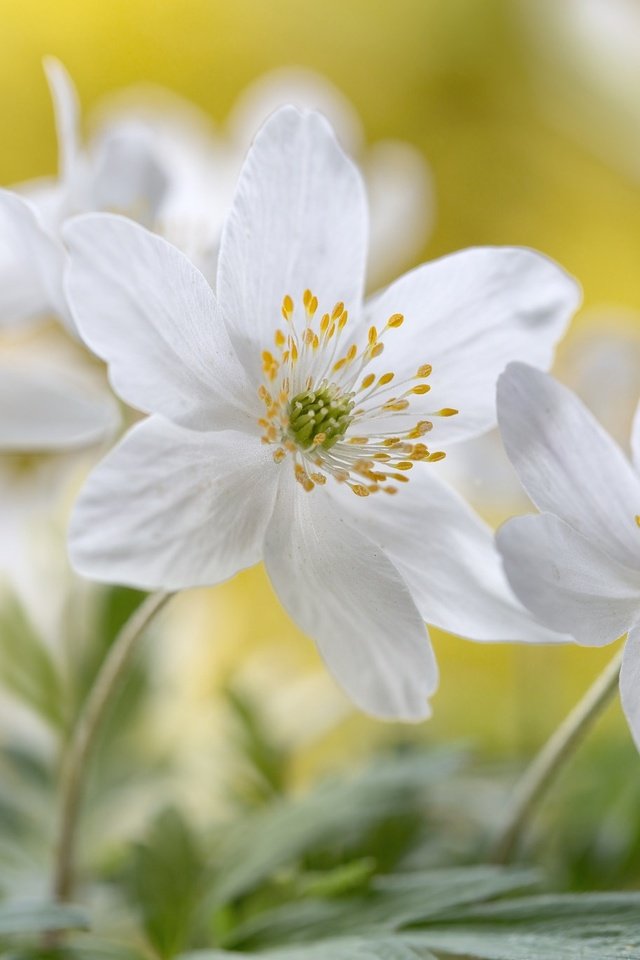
52;590;173;902
491;647;623;864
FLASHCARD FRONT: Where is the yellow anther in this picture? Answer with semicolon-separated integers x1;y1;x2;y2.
333;357;347;372
346;344;357;362
273;448;287;463
427;451;446;462
312;432;327;446
291;341;298;361
382;437;401;447
332;301;344;320
437;408;459;417
348;437;369;444
275;329;286;347
361;373;375;390
395;462;414;470
308;295;318;316
338;310;349;330
411;383;431;395
636;515;640;527
368;326;378;345
310;473;327;484
352;484;370;497
320;312;330;332
383;486;398;495
372;453;391;461
416;364;432;378
370;342;384;358
383;399;410;411
388;313;404;328
282;294;294;317
378;372;395;386
303;289;312;307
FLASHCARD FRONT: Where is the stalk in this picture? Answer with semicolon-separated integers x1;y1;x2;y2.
52;590;173;901
491;647;622;863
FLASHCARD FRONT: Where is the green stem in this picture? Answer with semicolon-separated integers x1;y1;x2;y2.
491;647;623;864
52;591;173;902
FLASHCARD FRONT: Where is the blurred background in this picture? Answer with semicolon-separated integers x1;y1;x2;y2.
2;0;640;901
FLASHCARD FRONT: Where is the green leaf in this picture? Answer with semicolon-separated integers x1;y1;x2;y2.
120;807;206;959
205;748;464;910
179;936;437;959
0;599;65;729
0;901;88;935
225;866;539;948
405;891;640;960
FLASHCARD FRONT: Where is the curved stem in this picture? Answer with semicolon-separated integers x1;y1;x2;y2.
52;590;173;902
491;646;623;864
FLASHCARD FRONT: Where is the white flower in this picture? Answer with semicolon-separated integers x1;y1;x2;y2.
64;107;579;721
0;59;432;323
496;362;640;750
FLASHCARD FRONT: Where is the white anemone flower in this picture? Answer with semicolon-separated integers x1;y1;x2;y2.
0;58;431;320
496;362;640;750
64;107;579;721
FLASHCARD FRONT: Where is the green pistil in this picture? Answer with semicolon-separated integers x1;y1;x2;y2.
288;385;355;450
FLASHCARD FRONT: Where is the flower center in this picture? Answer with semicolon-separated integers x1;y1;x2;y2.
257;289;458;497
288;384;355;450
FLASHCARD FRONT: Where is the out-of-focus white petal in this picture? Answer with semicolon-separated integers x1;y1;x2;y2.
631;397;640;476
263;475;437;721
69;418;279;589
0;190;70;330
0;364;117;451
226;66;364;157
361;248;579;443
620;622;640;752
64;213;255;429
498;363;640;570
90;122;169;227
497;513;640;647
217;107;368;381
43;57;82;186
326;466;567;643
364;140;433;290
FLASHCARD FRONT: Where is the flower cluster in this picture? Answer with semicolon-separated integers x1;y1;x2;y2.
11;57;639;736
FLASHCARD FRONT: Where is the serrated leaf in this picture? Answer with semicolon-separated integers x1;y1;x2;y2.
179;935;437;959
0;901;88;935
405;891;640;960
225;866;539;948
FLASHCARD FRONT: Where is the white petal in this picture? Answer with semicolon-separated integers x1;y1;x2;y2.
497;513;640;647
217;107;368;381
498;363;640;570
0;190;70;330
69;418;279;589
325;467;567;643
631;396;640;475
63;213;255;429
90;121;170;226
0;363;117;451
362;247;580;443
620;623;640;753
263;475;437;721
364;140;433;290
43;57;82;185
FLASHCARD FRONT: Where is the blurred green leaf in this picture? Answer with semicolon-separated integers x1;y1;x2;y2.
120;807;206;959
0;600;65;729
204;748;464;911
224;688;289;808
179;937;437;959
224;866;539;948
0;901;88;936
